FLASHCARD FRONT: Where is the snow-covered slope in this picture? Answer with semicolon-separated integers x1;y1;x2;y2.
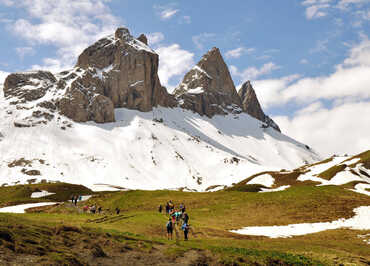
0;88;319;191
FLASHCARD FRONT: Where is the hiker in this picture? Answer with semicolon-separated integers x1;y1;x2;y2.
168;200;174;212
158;204;162;213
182;223;189;241
165;202;170;214
182;211;189;225
170;209;176;224
98;206;102;214
181;203;186;213
71;195;75;204
175;210;182;223
83;205;89;212
115;207;120;215
79;195;82;201
90;205;96;214
166;218;173;240
74;196;78;206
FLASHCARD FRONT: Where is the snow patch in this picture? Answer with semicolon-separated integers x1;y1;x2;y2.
351;183;370;196
187;87;204;94
0;202;59;213
231;206;370;238
247;174;275;187
260;185;290;193
31;190;55;198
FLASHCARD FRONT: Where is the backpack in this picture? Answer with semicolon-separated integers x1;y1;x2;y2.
181;223;188;231
166;221;172;229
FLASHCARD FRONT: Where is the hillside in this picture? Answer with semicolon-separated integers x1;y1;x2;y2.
226;150;370;195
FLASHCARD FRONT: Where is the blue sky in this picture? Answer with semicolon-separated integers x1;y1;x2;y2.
0;0;369;156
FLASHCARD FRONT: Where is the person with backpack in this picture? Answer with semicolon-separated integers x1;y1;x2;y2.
158;204;162;213
182;222;189;241
165;202;170;214
182;211;189;224
166;218;173;240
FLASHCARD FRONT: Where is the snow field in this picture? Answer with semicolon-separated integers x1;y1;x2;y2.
231;206;370;238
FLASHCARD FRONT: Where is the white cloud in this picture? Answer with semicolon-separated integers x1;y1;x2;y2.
15;46;35;59
147;32;165;45
230;62;280;82
153;5;179;20
273;101;370;156
4;0;121;72
306;4;331;19
337;0;369;10
192;33;216;50
225;47;255;59
160;8;179;19
302;0;332;19
253;75;302;108
254;37;370;108
156;44;194;91
0;70;9;86
300;58;309;64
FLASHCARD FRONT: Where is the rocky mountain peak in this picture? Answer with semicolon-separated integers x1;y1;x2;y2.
174;47;242;117
115;27;130;40
137;34;148;45
3;27;175;126
238;81;281;132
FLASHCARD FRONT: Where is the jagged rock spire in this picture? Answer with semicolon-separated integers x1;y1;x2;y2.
174;47;242;117
238;81;281;132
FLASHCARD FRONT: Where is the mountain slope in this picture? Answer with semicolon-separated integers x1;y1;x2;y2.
0;96;319;190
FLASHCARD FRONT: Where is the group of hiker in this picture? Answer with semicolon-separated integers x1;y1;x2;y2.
70;195;83;206
82;205;102;214
159;201;190;241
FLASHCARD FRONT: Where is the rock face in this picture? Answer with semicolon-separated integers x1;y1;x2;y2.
174;47;242;117
238;81;281;132
4;71;56;102
2;27;174;125
76;28;174;112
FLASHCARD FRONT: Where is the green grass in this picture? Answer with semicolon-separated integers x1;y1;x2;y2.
0;182;92;207
1;181;370;265
317;164;346;180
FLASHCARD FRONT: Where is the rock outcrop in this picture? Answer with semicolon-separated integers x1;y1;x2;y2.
238;81;281;132
3;27;174;125
174;47;242;117
2;27;279;132
76;28;174;112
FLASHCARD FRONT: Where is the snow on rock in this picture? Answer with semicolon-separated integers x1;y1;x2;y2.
31;190;55;198
260;185;290;193
247;174;275;187
187;87;204;94
0;202;59;213
231;206;370;238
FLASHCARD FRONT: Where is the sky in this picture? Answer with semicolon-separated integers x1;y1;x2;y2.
0;0;369;157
